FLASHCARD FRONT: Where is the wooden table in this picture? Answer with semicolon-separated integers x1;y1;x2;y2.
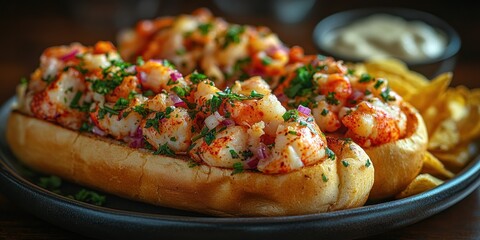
1;1;479;239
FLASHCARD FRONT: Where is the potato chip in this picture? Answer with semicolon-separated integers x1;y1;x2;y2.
430;143;477;172
421;151;454;179
404;72;452;113
395;174;443;199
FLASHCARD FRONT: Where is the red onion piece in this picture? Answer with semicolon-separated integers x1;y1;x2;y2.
221;119;235;126
137;70;147;84
60;49;79;62
170;71;182;82
244;157;260;169
297;105;311;115
92;126;107;137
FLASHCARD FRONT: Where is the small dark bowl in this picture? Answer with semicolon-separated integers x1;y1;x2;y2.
313;8;461;79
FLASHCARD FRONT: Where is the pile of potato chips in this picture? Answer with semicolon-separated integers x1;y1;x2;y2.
354;59;480;198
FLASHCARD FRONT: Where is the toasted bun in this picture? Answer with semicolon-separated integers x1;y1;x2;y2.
366;102;428;200
6;111;374;216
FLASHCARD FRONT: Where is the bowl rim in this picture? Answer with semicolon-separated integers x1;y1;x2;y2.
312;7;462;66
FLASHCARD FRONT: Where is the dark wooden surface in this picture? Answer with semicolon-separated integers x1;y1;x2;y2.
0;1;479;239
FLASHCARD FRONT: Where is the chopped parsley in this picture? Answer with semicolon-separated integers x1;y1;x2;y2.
223;25;245;48
20;77;28;85
189;72;208;84
172;86;189;97
282;109;299;122
198;23;213;35
322;173;329;182
136;56;145;66
79;122;93;132
113;98;129;111
365;159;371;168
342;160;350;167
380;87;396;102
359;73;372;83
153;143;175;157
73;189;106;206
374;79;385;89
231;162;244;175
38;175;62;190
261;56;273;66
321;108;329;116
250;90;264;98
326;92;339;105
325;147;335;160
229;149;239;158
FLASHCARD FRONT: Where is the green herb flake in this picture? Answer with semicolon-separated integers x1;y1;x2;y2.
365;159;371;168
20;77;28;85
250;90;264;98
326;92;339;105
321;108;329;116
38;175;62;190
73;189;106;206
198;23;213;35
229;149;239;158
114;98;129;111
381;87;397;102
325;147;335;160
190;72;208;84
231;162;244;175
261;56;273;66
223;25;245;49
359;73;372;83
154;143;176;157
342;160;350;167
282;109;299;122
136;56;145;66
374;79;385;89
322;173;329;182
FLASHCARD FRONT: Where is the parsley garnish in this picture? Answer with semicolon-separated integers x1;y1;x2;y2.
365;159;371;168
359;73;372;83
223;25;245;48
374;79;385;89
322;173;329;182
326;92;339;105
282;109;299;122
229;149;239;158
232;162;244;175
113;98;129;111
154;143;175;157
342;160;349;167
321;108;329;116
325;147;335;160
261;56;273;66
73;189;106;206
198;23;213;35
190;72;208;84
136;56;145;66
380;87;396;102
172;86;189;97
79;122;93;132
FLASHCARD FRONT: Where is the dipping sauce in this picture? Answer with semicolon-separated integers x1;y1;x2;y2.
323;14;447;62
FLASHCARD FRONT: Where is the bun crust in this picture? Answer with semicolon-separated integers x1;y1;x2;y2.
6;111;374;216
366;102;428;200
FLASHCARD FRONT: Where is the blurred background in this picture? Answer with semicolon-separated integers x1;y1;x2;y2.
0;0;479;105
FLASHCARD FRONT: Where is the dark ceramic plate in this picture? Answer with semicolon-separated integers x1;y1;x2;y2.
1;97;479;240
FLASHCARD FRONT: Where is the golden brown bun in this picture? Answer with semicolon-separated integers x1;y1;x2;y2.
366;102;428;200
6;111;374;216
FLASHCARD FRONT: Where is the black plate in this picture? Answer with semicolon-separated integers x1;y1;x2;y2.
1;97;479;240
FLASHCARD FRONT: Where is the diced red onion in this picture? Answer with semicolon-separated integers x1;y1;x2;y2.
169;93;186;108
60;49;79;62
170;71;182;82
221;119;235;126
256;144;269;160
92;126;107;137
276;93;287;103
137;70;147;84
127;137;144;148
297;105;311;115
244;157;260;169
